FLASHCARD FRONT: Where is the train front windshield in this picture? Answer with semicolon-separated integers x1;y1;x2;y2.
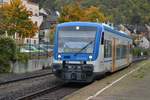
58;26;97;54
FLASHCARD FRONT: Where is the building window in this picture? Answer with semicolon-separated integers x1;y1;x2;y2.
27;39;29;43
35;13;38;16
35;21;38;25
34;40;36;44
43;32;45;36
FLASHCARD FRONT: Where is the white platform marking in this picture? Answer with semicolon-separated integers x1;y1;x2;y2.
86;63;146;100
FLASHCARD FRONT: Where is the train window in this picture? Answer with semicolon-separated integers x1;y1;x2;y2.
101;32;104;45
104;40;112;58
116;45;121;59
58;26;97;53
121;45;127;58
116;45;127;59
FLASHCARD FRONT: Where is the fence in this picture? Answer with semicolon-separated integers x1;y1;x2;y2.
11;56;53;73
11;44;53;73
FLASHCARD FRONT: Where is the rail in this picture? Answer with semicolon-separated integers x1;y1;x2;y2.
0;71;52;85
17;84;64;100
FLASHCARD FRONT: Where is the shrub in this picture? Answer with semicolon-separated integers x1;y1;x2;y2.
131;48;141;57
0;55;11;73
0;36;17;73
132;47;150;57
16;52;29;63
143;49;150;56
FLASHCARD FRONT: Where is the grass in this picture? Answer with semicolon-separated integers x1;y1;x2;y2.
132;60;150;79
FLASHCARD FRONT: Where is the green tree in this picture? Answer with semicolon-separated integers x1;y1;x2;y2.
0;36;17;73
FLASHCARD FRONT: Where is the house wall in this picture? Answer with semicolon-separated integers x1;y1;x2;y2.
139;37;150;49
23;0;39;16
39;29;50;43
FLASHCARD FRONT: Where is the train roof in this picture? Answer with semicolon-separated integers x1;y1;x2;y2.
57;22;132;39
57;22;102;27
103;24;132;39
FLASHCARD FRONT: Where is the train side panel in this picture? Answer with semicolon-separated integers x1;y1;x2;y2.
102;29;132;73
88;27;132;77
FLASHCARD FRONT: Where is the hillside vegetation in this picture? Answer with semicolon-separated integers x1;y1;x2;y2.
33;0;150;25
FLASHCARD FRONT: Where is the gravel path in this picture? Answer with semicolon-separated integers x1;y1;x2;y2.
33;83;87;100
0;69;52;85
0;74;63;100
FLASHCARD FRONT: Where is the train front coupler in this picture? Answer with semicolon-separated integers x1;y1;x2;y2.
57;61;94;81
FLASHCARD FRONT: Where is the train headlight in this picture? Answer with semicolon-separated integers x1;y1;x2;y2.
58;54;61;59
76;26;80;30
89;55;93;59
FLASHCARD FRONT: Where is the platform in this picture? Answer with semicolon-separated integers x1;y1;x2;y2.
63;59;150;100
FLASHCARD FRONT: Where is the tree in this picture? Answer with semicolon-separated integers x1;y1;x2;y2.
0;0;38;38
58;2;106;23
85;6;106;22
58;3;84;22
0;36;17;73
37;0;150;25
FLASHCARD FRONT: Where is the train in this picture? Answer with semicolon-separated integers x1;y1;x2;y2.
52;22;132;83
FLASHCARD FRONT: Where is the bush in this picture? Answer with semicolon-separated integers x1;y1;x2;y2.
16;52;29;63
131;48;141;57
143;49;150;56
132;47;150;57
0;56;11;73
0;36;17;73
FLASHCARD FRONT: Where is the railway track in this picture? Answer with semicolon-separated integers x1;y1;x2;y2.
0;72;59;100
17;83;86;100
17;84;64;100
0;71;52;86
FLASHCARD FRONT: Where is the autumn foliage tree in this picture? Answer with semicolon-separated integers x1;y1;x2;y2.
0;0;38;38
84;6;106;22
58;2;107;23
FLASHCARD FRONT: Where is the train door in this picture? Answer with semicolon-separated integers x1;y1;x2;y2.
112;38;116;72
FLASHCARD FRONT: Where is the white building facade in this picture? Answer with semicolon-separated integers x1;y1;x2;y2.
22;0;43;44
139;37;150;49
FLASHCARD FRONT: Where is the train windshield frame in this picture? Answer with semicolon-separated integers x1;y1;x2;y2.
58;26;97;54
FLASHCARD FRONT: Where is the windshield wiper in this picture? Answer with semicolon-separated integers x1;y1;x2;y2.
74;40;94;56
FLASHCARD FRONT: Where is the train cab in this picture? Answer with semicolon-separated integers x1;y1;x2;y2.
52;22;103;82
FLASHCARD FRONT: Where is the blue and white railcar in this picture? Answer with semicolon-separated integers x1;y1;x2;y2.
52;22;132;83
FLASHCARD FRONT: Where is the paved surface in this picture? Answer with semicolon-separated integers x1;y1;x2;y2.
63;59;150;100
